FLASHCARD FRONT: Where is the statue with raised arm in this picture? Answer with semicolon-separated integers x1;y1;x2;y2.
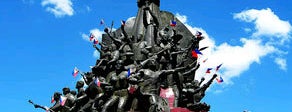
128;60;187;112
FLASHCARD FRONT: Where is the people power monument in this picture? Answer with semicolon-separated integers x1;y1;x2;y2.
29;0;223;112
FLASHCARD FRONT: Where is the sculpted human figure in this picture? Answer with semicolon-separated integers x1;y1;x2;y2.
62;87;75;108
132;0;160;42
128;60;187;112
102;60;129;112
70;81;88;112
78;73;103;112
143;4;160;47
132;34;150;64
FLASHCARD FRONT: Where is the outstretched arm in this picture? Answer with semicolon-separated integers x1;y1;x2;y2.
104;28;122;46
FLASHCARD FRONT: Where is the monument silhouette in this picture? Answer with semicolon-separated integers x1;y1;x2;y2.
29;1;220;112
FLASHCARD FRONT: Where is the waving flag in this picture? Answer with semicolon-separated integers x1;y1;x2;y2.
121;20;126;26
72;67;79;77
89;33;95;41
95;77;101;87
60;96;67;106
196;31;202;37
127;69;131;78
192;49;203;58
170;20;177;27
216;63;223;71
93;39;98;45
216;76;224;83
100;19;104;25
51;96;55;103
206;68;212;74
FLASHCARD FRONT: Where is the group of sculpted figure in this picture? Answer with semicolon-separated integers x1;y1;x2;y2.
30;0;219;112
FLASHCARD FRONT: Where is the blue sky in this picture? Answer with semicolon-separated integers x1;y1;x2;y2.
0;0;291;112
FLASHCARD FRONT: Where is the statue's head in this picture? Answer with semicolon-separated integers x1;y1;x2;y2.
53;92;62;101
76;81;84;89
62;87;70;95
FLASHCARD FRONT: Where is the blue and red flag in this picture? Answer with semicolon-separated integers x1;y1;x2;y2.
121;20;126;26
206;68;212;74
127;69;131;78
89;33;95;41
100;19;104;25
196;31;202;38
60;96;67;106
192;49;203;58
216;63;223;71
51;96;55;103
95;77;101;87
72;67;79;77
216;76;224;83
170;20;177;27
93;39;98;45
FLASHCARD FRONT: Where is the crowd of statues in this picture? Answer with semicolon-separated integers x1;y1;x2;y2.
29;0;219;112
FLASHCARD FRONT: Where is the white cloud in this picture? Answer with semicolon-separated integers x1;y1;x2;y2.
41;0;74;17
175;8;291;85
82;29;104;42
275;58;287;71
234;8;292;44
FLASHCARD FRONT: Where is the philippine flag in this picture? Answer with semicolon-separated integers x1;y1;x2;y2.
72;67;79;77
216;63;223;71
60;96;67;106
93;39;98;45
216;76;224;83
95;77;101;87
100;19;104;25
170;20;177;27
206;68;212;74
51;96;55;103
127;69;131;78
196;31;202;37
89;33;95;41
192;49;203;58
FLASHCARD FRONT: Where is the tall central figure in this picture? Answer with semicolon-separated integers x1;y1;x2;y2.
132;0;161;47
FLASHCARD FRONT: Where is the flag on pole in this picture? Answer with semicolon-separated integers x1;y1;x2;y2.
60;96;67;106
72;67;79;77
192;49;203;58
93;39;98;45
195;49;203;55
121;20;126;26
216;63;223;71
170;20;177;27
89;33;95;41
196;31;202;38
51;96;55;103
100;19;104;25
127;69;131;78
206;68;212;74
216;75;224;83
95;77;101;87
192;50;198;58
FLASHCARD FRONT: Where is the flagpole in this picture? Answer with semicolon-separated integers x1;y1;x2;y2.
110;20;114;33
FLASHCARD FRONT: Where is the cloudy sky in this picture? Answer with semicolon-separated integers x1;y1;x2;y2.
0;0;291;112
